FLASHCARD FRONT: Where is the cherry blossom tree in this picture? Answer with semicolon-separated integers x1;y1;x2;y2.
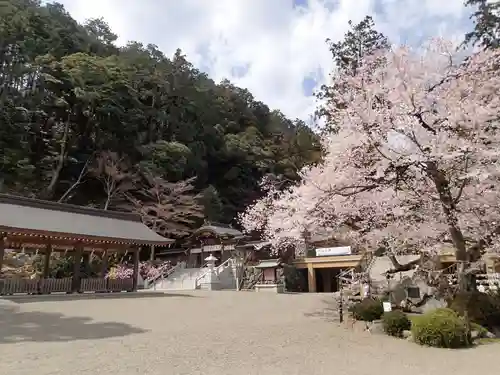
90;151;136;210
125;172;204;239
241;39;500;291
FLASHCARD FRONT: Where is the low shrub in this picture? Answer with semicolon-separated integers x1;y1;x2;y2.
449;291;500;330
382;310;411;337
348;298;384;322
411;308;471;348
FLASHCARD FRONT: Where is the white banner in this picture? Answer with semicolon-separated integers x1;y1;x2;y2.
315;246;351;257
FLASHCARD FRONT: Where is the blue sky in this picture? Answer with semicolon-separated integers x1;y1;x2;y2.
49;0;474;122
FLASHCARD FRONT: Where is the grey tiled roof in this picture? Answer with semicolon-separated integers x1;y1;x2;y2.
0;194;174;245
193;222;243;238
254;259;282;269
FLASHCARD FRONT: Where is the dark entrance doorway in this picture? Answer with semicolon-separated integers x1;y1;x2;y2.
314;268;342;293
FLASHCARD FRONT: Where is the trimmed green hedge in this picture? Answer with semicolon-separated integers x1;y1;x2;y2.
411;308;471;348
348;298;384;322
382;310;411;337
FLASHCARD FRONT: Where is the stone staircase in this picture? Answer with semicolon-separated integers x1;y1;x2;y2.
148;259;237;291
195;259;237;290
152;268;201;290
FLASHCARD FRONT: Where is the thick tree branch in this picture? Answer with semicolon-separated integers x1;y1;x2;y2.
385;252;424;274
58;155;93;203
467;224;500;262
414;111;436;135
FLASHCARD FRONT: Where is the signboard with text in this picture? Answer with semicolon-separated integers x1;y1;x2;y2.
315;246;351;257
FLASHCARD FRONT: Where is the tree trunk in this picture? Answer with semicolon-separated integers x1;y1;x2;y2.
42;118;70;200
426;162;470;292
104;197;111;210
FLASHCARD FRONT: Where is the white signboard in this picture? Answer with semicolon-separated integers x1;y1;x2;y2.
315;246;351;257
383;302;392;312
190;244;235;253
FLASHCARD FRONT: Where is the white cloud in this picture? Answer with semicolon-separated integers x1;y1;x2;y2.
49;0;472;122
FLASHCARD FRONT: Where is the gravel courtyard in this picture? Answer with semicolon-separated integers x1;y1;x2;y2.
0;291;498;375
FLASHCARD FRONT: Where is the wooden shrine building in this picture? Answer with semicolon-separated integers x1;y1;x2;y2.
183;222;245;267
155;222;272;268
0;194;174;295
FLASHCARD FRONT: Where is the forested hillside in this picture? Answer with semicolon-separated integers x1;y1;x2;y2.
0;0;321;238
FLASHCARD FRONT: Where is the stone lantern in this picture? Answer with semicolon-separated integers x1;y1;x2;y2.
205;254;218;270
199;254;220;290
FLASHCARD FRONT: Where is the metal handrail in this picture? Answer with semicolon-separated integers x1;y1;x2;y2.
146;262;170;284
147;261;185;288
194;258;233;288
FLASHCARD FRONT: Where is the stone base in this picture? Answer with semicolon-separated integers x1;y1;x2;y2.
255;284;284;293
199;282;221;291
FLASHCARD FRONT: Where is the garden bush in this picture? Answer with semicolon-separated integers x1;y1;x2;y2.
382;310;411;337
348;298;384;321
449;291;500;330
411;308;470;348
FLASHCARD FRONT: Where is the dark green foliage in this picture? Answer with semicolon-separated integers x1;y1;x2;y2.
464;0;500;49
282;265;307;292
0;0;321;235
348;298;384;322
382;310;411;337
316;16;389;131
199;185;223;223
411;308;471;348
449;291;500;330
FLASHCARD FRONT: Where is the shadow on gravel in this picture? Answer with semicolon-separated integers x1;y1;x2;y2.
0;303;147;343
303;297;340;322
2;291;198;304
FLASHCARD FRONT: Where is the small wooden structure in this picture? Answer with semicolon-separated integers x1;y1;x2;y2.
181;222;246;267
254;259;284;293
0;194;174;296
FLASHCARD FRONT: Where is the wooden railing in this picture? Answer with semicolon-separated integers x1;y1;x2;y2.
0;278;39;295
81;278;108;292
107;278;134;292
0;277;134;296
40;278;72;293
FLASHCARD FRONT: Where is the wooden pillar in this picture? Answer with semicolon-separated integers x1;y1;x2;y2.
132;247;140;292
82;252;90;276
71;245;83;293
200;241;205;268
100;250;109;277
43;244;52;278
0;235;5;273
150;245;155;261
188;250;195;268
307;263;316;293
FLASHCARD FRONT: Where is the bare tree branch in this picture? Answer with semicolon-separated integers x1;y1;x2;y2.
58;154;94;203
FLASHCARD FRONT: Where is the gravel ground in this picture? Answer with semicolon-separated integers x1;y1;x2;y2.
0;291;498;375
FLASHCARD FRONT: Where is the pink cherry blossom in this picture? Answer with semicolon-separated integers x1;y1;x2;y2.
241;38;500;263
106;261;172;280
